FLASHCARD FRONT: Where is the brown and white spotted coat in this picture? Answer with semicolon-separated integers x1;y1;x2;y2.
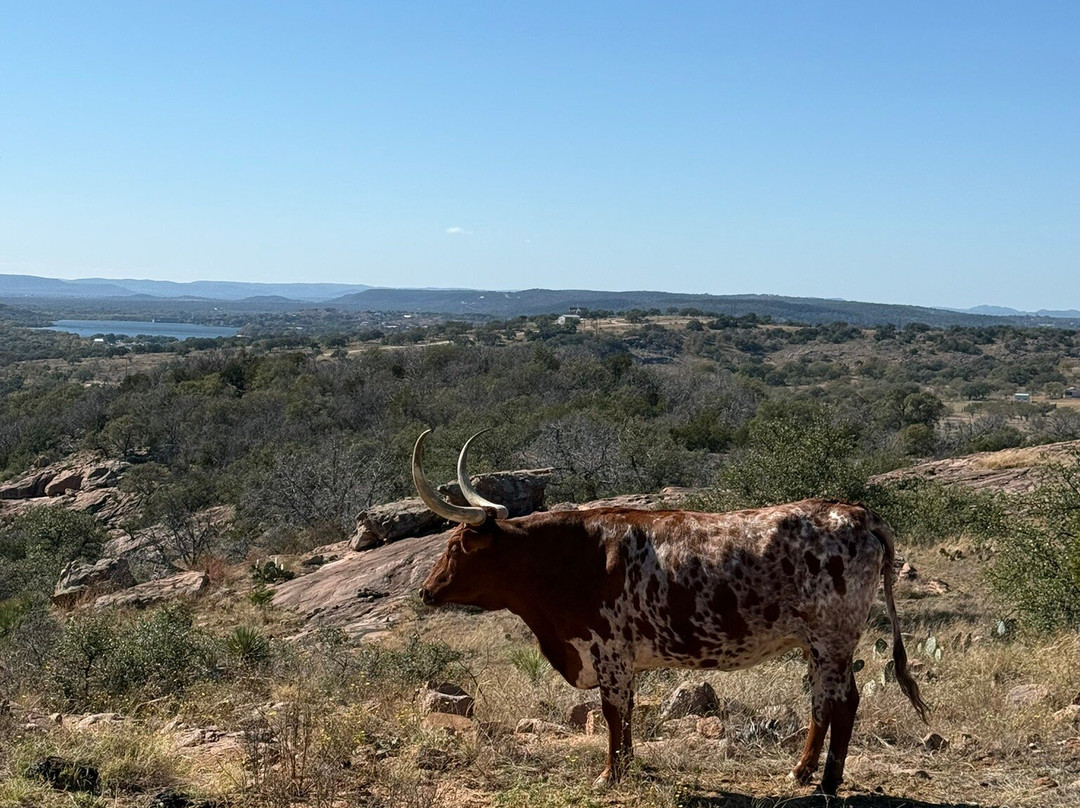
413;436;927;795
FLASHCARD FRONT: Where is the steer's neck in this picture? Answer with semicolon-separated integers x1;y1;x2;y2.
495;514;610;629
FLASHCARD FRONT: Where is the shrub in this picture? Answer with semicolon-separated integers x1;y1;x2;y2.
0;600;60;699
50;604;217;711
224;625;271;668
899;423;937;457
353;634;464;688
283;630;465;698
865;479;1011;546
508;645;552;685
49;612;118;710
250;558;294;584
986;449;1080;630
0;507;107;599
967;426;1025;453
248;584;274;608
708;402;865;508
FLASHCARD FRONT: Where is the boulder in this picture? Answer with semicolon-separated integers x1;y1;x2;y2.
349;469;555;551
418;682;474;717
66;488;139;529
0;456;128;502
81;460;127;490
92;570;209;609
657;680;720;722
0;471;55;500
658;716;701;738
437;468;555;517
53;557;135;608
349;498;447;551
696;716;725;738
44;471;83;497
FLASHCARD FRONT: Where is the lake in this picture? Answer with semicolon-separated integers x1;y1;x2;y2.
44;320;241;340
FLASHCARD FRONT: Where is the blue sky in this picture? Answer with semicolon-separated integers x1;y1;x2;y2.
1;2;1077;309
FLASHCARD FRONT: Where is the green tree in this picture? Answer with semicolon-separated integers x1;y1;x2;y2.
900;423;937;457
711;402;865;508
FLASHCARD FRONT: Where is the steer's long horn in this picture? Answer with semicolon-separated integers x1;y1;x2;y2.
413;430;487;526
457;430;509;519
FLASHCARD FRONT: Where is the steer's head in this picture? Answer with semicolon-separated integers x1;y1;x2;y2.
413;430;510;610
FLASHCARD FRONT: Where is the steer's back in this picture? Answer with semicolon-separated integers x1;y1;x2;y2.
584;499;886;673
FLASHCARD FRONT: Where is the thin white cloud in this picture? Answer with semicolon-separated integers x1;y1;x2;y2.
445;226;473;235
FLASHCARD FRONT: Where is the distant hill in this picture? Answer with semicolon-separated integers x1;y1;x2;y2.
330;287;1080;328
0;274;369;302
0;274;136;298
71;278;371;301
963;304;1080;319
0;301;48;326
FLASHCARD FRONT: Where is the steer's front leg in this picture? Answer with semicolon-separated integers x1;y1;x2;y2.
595;666;634;787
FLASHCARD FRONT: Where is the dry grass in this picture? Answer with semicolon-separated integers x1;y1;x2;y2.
974;446;1057;471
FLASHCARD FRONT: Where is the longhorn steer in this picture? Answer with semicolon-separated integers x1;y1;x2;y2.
414;431;928;794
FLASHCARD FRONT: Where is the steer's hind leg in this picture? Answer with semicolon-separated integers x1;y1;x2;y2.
791;650;832;785
820;664;860;796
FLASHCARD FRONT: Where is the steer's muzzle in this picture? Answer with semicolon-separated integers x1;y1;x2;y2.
419;587;436;607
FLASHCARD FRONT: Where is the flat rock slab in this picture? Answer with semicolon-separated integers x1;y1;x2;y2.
868;439;1080;495
274;529;449;637
0;488;139;531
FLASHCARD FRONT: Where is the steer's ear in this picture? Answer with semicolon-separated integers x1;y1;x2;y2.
461;530;493;554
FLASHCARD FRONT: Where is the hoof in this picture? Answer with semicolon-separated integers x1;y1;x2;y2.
789;767;815;786
817;780;840;797
592;771;613;790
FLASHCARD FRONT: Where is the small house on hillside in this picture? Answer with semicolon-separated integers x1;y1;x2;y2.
1066;387;1079;399
1014;391;1031;402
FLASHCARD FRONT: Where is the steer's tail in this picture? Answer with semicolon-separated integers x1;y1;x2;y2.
870;512;930;723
